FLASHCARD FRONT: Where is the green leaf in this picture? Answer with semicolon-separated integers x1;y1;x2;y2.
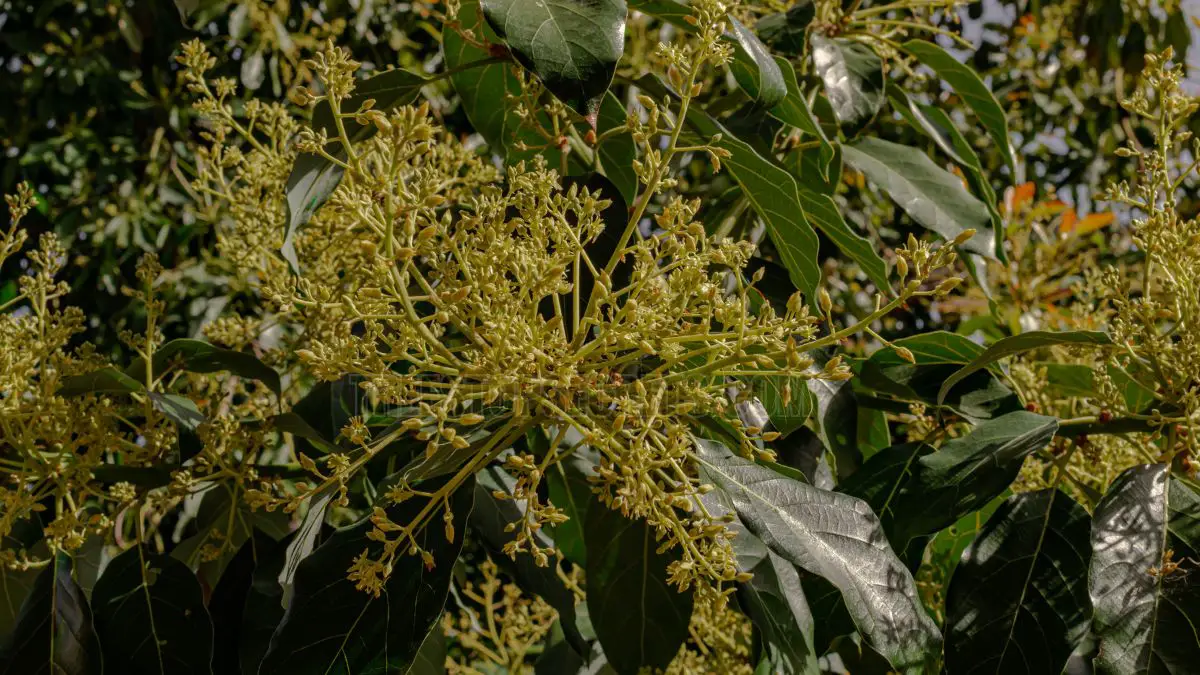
873;330;985;365
149;392;206;432
901;40;1015;174
281;152;344;272
944;489;1093;675
729;17;785;108
481;0;626;123
888;411;1059;544
547;450;597;567
92;546;214;675
595;92;638;203
796;187;890;290
752;372;815;438
770;57;833;181
585;500;693;675
58;366;144;396
842;137;995;257
1090;464;1200;674
734;530;820;674
755;2;814;55
1168;478;1200;556
0;553;102;675
124;339;282;398
474;466;587;655
810;35;884;130
937;330;1113;407
681;103;820;303
208;531;281;675
694;440;940;673
807;377;863;479
259;476;474;674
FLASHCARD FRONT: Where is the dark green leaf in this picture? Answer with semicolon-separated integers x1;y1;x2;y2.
92;546;214;675
278;492;331;607
0;553;102;675
734;529;820;674
729;17;785;108
58;367;144;396
755;2;814;55
1090;464;1200;674
889;411;1058;544
901;40;1015;173
810;35;884;129
753;372;815;438
585;500;693;674
259;476;474;674
239;532;293;675
944;489;1093;675
770;57;833;181
209;531;280;675
596;92;638;203
682;103;820;303
481;0;626;122
310;69;428;142
474;466;587;655
281;152;345;272
807;377;863;479
407;629;447;675
125;338;281;397
547;450;596;566
694;440;940;673
842;137;995;257
796;187;889;290
937;330;1113;407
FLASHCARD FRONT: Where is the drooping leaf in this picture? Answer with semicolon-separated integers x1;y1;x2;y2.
92;546;214;675
694;440;940;673
1090;464;1200;674
944;489;1093;675
278;492;331;608
125;338;281;397
902;40;1016;173
58;367;144;396
810;35;884;130
680;102;820;303
806;377;864;479
755;2;814;55
0;553;102;675
728;16;785;108
842;137;995;257
481;0;627;123
734;529;820;674
937;330;1113;407
259;476;475;674
595;92;638;203
796;187;890;291
585;499;693;675
474;466;587;655
769;57;833;180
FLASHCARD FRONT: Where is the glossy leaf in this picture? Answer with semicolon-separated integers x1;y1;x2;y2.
842;137;995;257
728;17;785;108
937;330;1113;407
944;489;1093;675
902;40;1016;173
694;440;940;673
1090;464;1200;674
259;476;474;674
811;35;884;129
0;553;102;675
281;152;345;272
734;529;820;674
807;377;864;479
481;0;626;123
92;546;214;675
770;57;833;180
585;500;693;674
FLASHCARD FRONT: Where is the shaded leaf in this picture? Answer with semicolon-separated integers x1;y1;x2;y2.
842;137;994;257
125;338;281;397
92;546;214;675
770;57;833;180
585;500;693;674
58;367;143;396
0;553;102;675
595;92;638;203
944;489;1093;675
735;531;820;674
259;477;474;674
796;187;890;291
755;2;814;55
